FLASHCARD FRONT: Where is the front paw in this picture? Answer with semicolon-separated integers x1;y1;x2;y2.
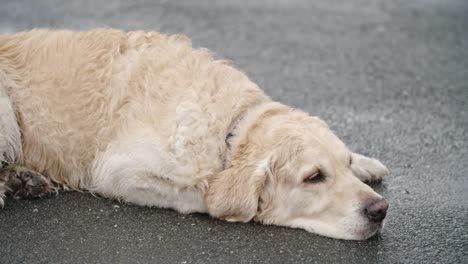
351;153;389;183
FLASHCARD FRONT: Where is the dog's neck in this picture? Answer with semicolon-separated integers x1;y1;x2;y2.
225;115;244;150
222;103;263;169
222;101;287;169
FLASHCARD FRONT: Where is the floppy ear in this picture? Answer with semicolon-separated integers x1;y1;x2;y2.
351;153;389;183
205;163;267;223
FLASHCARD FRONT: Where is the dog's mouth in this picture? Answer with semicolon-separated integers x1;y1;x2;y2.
355;219;387;240
285;216;386;240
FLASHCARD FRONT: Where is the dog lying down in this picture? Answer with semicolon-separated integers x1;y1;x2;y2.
0;29;389;240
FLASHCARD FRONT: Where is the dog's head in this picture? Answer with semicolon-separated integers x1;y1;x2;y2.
205;103;389;240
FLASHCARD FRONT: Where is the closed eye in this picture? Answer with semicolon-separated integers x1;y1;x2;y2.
303;170;325;184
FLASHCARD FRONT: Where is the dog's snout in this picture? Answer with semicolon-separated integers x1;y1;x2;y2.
364;198;389;222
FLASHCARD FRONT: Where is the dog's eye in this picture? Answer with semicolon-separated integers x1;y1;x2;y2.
303;170;325;184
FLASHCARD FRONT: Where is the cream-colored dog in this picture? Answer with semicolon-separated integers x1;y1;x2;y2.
0;29;389;240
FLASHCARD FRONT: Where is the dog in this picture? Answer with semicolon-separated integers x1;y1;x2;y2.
0;29;389;240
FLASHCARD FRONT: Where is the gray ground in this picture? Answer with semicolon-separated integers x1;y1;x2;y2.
0;0;467;263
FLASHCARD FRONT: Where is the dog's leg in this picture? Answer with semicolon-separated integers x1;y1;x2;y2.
89;131;207;213
0;83;23;207
351;153;389;183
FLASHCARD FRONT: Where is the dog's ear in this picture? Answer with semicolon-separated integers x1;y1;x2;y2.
205;162;267;223
351;153;389;183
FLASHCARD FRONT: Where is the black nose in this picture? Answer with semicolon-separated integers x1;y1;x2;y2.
364;198;389;222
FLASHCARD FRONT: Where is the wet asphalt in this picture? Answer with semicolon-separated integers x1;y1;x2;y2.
0;0;467;263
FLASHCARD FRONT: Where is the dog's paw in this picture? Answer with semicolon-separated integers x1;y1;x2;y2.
6;168;51;199
1;160;8;169
351;153;389;183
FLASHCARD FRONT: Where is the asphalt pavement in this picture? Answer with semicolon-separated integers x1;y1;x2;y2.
0;0;467;263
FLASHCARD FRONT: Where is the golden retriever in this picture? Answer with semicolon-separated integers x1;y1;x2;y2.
0;29;389;240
